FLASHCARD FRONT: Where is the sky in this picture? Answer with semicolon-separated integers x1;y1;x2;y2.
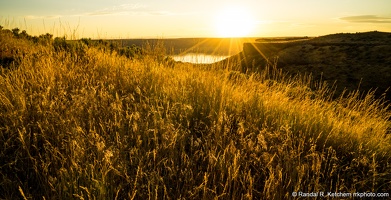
1;0;391;38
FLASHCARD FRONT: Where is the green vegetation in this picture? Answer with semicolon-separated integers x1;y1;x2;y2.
1;28;391;199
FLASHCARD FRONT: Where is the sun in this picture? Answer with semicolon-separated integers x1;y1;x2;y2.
214;6;255;38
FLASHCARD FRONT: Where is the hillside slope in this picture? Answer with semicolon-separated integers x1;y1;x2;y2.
242;31;391;100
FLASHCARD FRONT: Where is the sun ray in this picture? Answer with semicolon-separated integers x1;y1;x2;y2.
177;38;212;56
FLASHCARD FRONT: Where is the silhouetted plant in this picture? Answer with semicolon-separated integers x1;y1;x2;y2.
53;37;69;51
37;33;53;45
80;38;92;47
11;28;20;36
118;44;143;59
19;30;30;39
142;40;167;63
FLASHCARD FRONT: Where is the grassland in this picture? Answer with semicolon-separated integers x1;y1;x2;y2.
1;27;391;199
242;31;391;102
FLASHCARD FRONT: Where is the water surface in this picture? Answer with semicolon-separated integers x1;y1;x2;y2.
172;53;229;64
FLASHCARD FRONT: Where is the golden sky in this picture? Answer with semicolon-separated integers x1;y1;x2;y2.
1;0;391;38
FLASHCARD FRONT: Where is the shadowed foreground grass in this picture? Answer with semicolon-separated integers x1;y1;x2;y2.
1;29;391;199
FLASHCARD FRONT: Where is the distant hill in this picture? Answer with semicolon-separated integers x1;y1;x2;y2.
241;31;391;101
105;38;257;55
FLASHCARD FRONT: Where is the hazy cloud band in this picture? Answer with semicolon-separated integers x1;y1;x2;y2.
340;15;391;23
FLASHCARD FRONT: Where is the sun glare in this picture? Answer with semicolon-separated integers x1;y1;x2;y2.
214;6;255;38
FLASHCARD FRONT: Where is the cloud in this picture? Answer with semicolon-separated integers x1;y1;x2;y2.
340;15;391;23
25;15;62;19
83;3;178;17
24;3;185;19
114;3;146;10
85;3;146;16
146;11;176;16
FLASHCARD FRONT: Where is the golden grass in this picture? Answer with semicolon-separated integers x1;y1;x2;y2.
1;29;391;199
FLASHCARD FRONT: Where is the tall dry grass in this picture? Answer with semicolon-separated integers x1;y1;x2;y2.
1;28;391;199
